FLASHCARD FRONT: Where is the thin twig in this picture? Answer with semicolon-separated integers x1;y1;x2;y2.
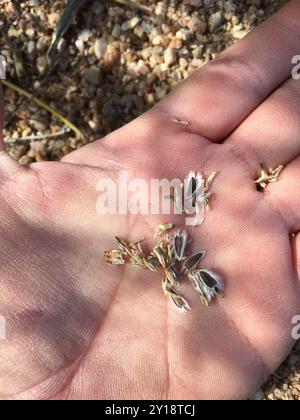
1;79;85;139
4;127;71;144
112;0;151;13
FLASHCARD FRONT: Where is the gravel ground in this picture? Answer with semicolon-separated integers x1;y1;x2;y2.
0;0;299;400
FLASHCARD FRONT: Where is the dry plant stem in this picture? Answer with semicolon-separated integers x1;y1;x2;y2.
112;0;151;13
4;127;71;144
1;80;85;139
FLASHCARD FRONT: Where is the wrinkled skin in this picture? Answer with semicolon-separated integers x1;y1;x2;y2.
0;1;300;400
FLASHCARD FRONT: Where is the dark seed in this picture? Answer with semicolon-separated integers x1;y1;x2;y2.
199;270;217;288
183;251;206;271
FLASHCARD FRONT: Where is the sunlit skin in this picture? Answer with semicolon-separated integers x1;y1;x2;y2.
0;1;300;400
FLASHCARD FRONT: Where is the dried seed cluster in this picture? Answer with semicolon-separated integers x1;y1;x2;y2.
104;237;157;272
185;170;217;211
170;171;217;227
255;164;283;191
105;226;224;313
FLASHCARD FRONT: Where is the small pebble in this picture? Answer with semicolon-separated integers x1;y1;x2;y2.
85;66;101;85
164;47;177;66
187;17;207;34
209;12;223;32
27;40;35;54
36;56;47;74
78;29;92;43
94;38;107;59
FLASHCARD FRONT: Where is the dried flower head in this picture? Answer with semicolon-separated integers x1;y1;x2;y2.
155;223;175;238
185;171;204;203
129;241;157;272
151;240;174;269
115;237;131;254
173;230;189;261
163;171;217;225
183;251;206;272
188;269;224;306
162;277;191;313
105;222;225;314
255;164;283;191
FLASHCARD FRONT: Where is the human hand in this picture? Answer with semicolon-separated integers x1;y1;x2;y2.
0;0;299;400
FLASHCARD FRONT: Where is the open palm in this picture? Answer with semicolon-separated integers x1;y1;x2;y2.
0;1;300;400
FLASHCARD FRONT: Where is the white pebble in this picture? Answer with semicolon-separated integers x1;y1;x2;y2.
27;41;35;54
135;60;149;76
155;2;167;16
188;17;207;34
75;39;85;53
129;17;140;29
164;48;177;66
77;29;92;43
26;28;35;39
94;38;107;59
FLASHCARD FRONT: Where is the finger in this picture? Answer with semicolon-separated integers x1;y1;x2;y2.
267;156;300;233
228;77;300;171
0;83;4;151
156;0;300;142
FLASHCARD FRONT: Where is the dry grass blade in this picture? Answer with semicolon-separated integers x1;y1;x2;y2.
48;0;150;68
47;0;88;68
1;79;85;139
205;172;217;189
112;0;151;13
